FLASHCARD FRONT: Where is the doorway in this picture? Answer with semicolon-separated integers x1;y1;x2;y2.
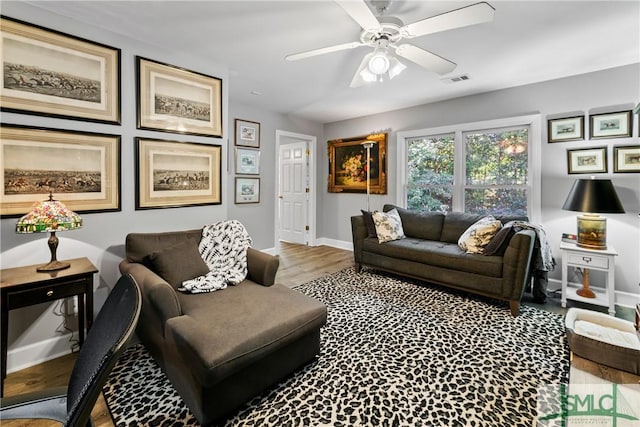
275;130;316;250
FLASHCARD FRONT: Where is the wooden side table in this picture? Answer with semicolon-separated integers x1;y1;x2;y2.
560;241;617;316
0;257;98;397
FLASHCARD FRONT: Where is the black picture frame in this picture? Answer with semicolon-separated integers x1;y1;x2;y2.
135;137;222;210
1;124;121;217
0;16;121;124
136;56;223;137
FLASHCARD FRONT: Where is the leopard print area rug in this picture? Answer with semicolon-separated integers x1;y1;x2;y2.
103;268;569;426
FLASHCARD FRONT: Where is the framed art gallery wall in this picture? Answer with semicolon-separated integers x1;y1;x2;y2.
0;2;233;372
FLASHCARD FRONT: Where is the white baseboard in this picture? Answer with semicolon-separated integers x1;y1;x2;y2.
7;334;75;374
315;238;353;251
547;278;640;309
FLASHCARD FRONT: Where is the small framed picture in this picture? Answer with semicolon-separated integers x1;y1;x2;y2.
589;111;632;139
613;145;640;173
567;147;607;174
235;177;260;204
547;116;584;143
235;119;260;148
235;148;260;175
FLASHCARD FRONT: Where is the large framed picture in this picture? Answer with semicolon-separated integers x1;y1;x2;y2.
235;148;260;175
547;116;584;143
1;124;121;217
0;16;121;124
135;137;221;210
589;110;632;139
234;119;260;148
235;177;260;204
328;133;387;194
613;145;640;173
136;56;222;137
567;147;607;174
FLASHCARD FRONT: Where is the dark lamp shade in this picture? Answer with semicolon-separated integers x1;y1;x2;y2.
562;179;625;214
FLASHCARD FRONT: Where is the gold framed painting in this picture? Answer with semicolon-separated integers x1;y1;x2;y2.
136;56;222;137
135;137;221;210
1;124;121;217
328;133;387;194
0;16;121;124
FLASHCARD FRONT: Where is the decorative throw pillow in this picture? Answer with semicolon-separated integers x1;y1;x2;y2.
483;226;516;256
372;208;405;243
458;216;503;254
147;240;210;289
361;210;378;238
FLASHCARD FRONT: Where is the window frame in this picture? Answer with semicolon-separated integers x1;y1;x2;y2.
396;114;542;223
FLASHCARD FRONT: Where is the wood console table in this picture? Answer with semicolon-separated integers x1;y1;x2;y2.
0;257;97;397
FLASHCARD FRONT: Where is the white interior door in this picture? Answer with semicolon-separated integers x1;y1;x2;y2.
278;140;308;244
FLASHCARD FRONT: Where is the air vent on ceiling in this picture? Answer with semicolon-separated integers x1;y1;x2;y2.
441;74;471;84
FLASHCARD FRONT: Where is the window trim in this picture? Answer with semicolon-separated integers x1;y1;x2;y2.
396;114;541;223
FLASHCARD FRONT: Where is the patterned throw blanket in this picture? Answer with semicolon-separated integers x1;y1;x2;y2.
178;220;252;293
507;220;556;272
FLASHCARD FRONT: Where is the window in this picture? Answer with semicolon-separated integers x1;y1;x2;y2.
398;115;541;221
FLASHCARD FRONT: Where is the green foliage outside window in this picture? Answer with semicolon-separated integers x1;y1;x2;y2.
406;128;529;216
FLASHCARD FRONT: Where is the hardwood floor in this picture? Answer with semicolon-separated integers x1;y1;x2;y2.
2;242;637;426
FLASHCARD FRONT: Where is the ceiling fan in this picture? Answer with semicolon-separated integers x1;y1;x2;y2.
285;0;495;87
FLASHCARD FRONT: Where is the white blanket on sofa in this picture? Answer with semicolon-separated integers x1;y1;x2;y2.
179;220;252;293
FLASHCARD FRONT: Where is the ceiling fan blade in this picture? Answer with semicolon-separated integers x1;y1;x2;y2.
395;44;457;75
401;2;495;38
286;41;363;61
335;0;382;31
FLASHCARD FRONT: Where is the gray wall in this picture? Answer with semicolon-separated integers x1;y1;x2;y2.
227;103;322;249
0;3;320;371
321;64;640;297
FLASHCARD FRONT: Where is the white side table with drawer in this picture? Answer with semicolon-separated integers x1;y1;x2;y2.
560;241;617;315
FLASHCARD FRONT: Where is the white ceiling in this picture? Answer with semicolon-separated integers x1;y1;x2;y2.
26;1;640;124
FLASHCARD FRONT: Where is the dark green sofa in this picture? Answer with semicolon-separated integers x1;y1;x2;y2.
351;205;536;316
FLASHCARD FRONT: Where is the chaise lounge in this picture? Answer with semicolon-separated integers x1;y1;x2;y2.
119;227;327;425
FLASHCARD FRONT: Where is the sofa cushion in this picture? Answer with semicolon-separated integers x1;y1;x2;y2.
147;239;210;289
373;209;405;243
440;212;485;243
458;216;503;254
167;281;327;387
361;210;378;238
362;237;504;278
126;229;203;265
383;205;444;241
484;226;516;256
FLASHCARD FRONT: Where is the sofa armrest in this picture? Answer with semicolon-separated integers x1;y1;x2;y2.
351;215;367;266
502;229;535;302
246;247;279;287
119;260;182;322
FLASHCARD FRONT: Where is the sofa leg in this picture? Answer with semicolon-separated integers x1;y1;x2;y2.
509;300;520;317
354;263;362;274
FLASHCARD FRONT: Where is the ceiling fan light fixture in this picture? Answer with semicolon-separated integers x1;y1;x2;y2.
359;67;378;83
388;56;406;79
368;49;390;75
